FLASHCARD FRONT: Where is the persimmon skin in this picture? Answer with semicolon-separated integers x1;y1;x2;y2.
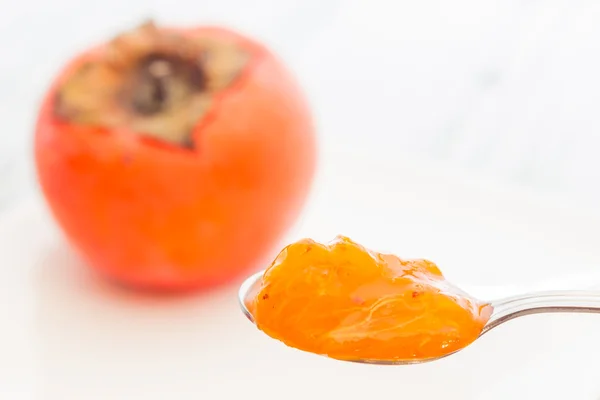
248;236;493;362
34;25;317;291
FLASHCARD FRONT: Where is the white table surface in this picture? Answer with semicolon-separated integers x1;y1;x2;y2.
3;151;600;399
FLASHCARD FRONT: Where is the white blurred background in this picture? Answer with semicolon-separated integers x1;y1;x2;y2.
4;1;600;399
3;0;600;209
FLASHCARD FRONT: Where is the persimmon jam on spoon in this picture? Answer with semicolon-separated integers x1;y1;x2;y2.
242;236;493;363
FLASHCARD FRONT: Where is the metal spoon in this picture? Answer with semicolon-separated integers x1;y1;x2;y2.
238;269;600;365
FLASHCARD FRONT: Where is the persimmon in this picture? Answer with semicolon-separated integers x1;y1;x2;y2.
246;236;493;362
34;21;316;291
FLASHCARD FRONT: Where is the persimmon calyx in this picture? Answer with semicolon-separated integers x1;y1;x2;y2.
54;20;250;148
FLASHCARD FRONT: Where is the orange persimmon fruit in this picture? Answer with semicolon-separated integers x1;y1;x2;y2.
33;21;317;291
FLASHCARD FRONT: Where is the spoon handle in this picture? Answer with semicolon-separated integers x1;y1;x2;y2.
483;288;600;335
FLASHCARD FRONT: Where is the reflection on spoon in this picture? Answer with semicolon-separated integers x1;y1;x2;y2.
239;235;600;365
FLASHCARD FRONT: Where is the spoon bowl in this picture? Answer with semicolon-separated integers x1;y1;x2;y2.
238;269;600;365
239;270;262;324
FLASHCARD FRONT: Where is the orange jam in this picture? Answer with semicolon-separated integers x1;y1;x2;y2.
245;236;493;362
